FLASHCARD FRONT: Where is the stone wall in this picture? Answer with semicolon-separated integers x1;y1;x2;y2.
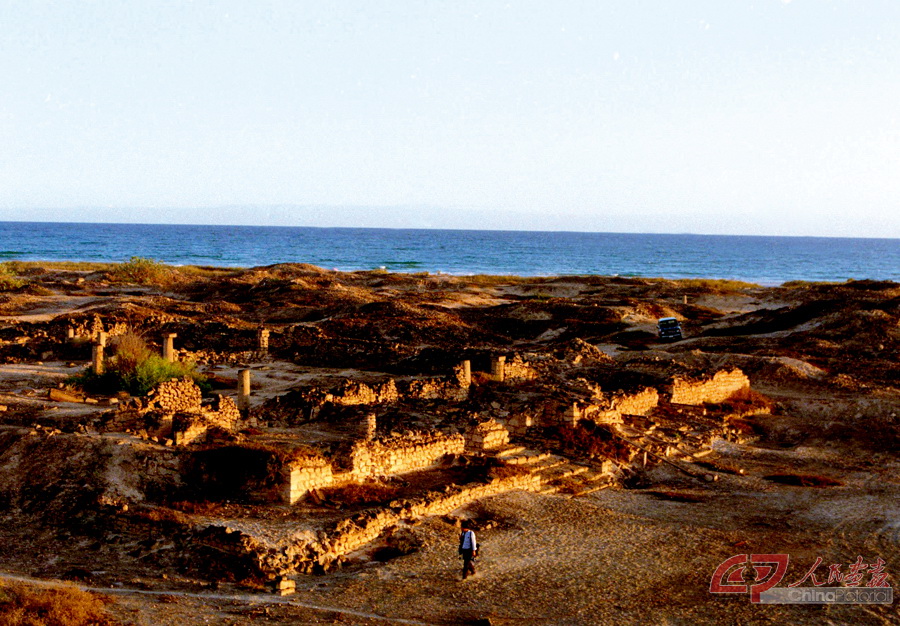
263;370;470;425
349;432;465;478
399;377;468;402
147;377;203;414
172;394;242;446
285;456;334;504
669;368;750;405
606;387;660;417
566;387;660;426
503;355;539;382
328;380;400;406
108;380;242;446
464;420;510;453
67;315;130;342
504;411;537;437
196;471;543;577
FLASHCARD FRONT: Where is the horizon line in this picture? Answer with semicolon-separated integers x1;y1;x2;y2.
2;218;898;242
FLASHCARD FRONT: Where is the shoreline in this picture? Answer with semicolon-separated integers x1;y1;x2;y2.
2;222;899;284
0;258;876;289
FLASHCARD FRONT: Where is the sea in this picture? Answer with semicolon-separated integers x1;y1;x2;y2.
2;221;899;286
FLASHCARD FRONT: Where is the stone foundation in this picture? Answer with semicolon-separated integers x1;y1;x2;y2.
197;471;542;577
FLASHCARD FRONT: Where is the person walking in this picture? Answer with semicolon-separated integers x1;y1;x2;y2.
458;522;478;580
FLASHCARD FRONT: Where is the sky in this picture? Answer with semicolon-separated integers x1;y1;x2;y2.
1;0;899;237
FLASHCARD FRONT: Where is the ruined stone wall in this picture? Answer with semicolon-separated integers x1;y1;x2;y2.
572;387;660;426
400;377;468;402
330;380;399;405
503;411;538;437
68;315;130;342
503;355;539;382
669;369;750;405
196;471;542;577
172;394;242;446
349;432;465;478
285;457;334;504
608;387;659;416
108;381;242;446
147;378;203;414
465;420;509;453
203;394;241;429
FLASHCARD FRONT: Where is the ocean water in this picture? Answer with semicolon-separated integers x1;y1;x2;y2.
1;221;898;285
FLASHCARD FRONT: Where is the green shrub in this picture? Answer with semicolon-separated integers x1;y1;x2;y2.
71;333;208;396
674;278;759;292
0;262;25;290
119;355;209;396
109;256;175;286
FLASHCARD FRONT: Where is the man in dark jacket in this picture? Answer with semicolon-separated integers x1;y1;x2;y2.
458;522;478;580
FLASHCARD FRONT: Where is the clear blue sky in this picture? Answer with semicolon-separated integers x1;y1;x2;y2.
1;1;898;236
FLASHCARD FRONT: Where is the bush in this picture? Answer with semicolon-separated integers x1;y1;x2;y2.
0;581;117;625
71;333;208;396
674;278;759;293
0;263;24;291
109;256;174;286
110;332;152;373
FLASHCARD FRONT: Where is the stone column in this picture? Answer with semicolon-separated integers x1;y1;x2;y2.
460;360;472;387
257;328;270;352
564;402;581;426
490;355;506;382
364;412;377;440
91;343;104;375
66;327;75;341
237;368;251;412
97;331;108;348
162;333;177;362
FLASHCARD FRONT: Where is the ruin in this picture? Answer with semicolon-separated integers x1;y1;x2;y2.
162;332;178;362
0;262;893;624
237;368;251;412
91;342;104;375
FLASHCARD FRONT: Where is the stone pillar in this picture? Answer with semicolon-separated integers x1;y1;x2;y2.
564;403;581;426
66;327;75;341
490;355;506;382
237;368;251;412
460;360;472;386
162;333;177;362
257;328;270;352
91;343;104;375
363;412;377;439
97;331;108;348
683;295;688;305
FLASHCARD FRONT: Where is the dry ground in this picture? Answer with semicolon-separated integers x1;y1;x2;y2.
0;264;897;624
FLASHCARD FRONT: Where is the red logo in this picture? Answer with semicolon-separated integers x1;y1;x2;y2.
710;554;790;603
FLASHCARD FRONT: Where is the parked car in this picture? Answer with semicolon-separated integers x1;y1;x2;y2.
657;317;683;341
